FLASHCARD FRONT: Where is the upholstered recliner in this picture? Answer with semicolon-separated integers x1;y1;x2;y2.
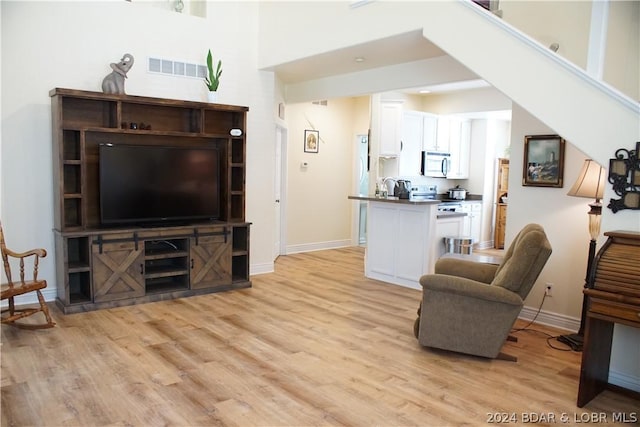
415;223;552;360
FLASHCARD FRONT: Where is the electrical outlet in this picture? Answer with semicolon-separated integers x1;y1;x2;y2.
545;283;553;297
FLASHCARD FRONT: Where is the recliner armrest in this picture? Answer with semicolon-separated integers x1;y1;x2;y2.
419;274;523;306
433;258;498;284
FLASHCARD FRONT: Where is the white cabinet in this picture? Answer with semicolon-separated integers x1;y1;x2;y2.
461;202;482;243
433;117;451;152
379;101;403;157
396;112;469;178
447;118;471;179
422;114;439;151
400;111;439;176
399;111;424;176
365;201;439;289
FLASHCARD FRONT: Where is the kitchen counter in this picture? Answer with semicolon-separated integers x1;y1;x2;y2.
348;195;444;289
348;195;440;205
348;195;467;219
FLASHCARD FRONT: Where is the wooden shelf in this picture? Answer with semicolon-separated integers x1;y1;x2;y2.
51;88;251;313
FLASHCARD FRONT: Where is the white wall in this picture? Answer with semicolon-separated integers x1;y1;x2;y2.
421;87;512;115
1;1;276;287
500;0;593;69
604;0;640;100
284;97;365;253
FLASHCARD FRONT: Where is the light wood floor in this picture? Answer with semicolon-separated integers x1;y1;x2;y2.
2;247;638;426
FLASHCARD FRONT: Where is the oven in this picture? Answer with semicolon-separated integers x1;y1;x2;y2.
437;201;463;212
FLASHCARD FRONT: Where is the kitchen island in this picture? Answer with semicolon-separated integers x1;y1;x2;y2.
349;195;466;289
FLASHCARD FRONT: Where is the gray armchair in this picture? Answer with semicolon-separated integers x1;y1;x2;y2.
415;223;552;360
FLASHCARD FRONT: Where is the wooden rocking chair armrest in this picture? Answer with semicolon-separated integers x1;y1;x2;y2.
4;248;47;259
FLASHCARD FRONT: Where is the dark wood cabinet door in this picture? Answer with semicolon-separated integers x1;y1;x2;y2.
190;234;231;290
92;237;144;302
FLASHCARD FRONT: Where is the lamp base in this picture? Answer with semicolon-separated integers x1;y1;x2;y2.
557;333;584;351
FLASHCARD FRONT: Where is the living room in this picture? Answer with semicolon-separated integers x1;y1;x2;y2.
1;0;639;424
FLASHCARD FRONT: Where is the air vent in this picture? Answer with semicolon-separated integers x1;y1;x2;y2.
312;100;328;106
350;0;375;8
148;56;207;80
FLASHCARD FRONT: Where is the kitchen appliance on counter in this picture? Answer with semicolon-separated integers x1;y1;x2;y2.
421;151;451;178
394;180;412;199
447;185;468;200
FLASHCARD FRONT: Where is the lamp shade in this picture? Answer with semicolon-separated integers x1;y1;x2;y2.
567;159;605;201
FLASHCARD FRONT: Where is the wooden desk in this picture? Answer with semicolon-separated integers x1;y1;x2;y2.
577;230;640;407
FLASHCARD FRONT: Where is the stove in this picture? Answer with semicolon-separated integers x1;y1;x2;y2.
410;184;438;200
437;198;464;212
437;202;463;212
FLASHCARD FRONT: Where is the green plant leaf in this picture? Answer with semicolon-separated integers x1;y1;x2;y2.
205;49;222;91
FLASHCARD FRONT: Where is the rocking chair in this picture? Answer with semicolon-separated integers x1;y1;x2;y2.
1;222;55;329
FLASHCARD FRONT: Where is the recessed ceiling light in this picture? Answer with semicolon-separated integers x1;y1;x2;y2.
419;90;431;94
355;57;365;63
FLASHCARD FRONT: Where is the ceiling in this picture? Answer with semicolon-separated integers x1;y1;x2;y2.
268;30;490;95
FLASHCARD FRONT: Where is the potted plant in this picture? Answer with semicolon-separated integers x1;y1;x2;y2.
204;49;222;102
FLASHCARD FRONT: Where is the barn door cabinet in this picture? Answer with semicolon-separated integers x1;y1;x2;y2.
50;88;251;314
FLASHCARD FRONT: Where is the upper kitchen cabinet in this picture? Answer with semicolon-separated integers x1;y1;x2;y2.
399;111;424;176
399;111;439;176
379;101;403;157
448;118;471;179
421;113;439;152
432;117;451;153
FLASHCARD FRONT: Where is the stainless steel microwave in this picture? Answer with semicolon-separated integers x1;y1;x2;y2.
421;151;451;177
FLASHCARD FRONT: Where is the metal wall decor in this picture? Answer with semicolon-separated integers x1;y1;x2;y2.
607;141;640;212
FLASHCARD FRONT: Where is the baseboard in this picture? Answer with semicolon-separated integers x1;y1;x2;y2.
0;288;58;308
285;239;351;255
609;370;640;393
518;305;579;333
474;240;495;250
250;262;274;276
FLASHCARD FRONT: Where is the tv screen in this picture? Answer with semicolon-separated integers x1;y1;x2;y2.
99;144;220;225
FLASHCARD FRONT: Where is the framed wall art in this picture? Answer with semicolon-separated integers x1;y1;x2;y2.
304;129;319;153
522;134;565;188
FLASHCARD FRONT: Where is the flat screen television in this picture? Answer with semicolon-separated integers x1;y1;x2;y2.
99;143;220;226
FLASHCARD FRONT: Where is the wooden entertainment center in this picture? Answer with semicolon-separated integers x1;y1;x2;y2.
50;88;251;314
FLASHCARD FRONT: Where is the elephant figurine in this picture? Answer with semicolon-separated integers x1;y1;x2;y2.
101;53;134;95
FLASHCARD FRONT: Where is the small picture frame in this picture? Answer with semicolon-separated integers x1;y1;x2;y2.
304;130;319;153
522;135;565;187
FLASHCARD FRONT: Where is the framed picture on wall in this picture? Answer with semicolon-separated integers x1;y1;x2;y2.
522;134;565;187
304;129;319;153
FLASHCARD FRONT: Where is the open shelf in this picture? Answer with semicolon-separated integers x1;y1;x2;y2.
63;198;82;228
231;225;250;282
61;97;117;128
68;271;92;304
232;255;249;282
145;276;189;293
121;103;200;133
63;130;81;160
144;238;189;292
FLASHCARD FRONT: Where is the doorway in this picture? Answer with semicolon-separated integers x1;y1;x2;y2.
494;158;509;249
355;134;369;245
274;125;288;260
